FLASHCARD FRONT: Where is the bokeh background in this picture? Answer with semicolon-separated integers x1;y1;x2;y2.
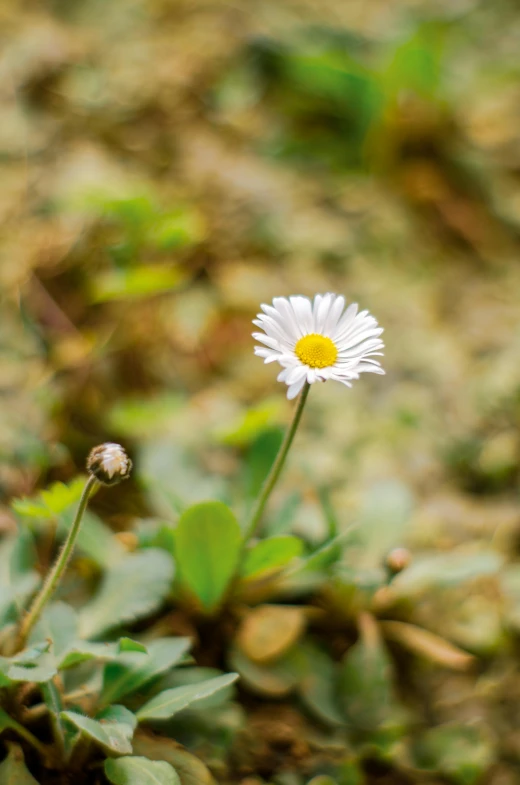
2;0;520;780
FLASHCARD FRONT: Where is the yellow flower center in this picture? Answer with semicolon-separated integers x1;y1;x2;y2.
295;333;338;369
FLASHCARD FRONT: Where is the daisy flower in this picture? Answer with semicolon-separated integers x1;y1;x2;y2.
253;293;385;399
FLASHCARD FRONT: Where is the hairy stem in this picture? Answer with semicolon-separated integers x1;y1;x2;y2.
16;475;97;651
244;382;310;542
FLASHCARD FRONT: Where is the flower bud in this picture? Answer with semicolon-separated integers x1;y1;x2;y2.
87;443;132;486
385;546;412;575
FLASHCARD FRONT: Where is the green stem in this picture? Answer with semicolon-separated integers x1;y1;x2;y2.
244;381;310;542
4;715;50;758
16;475;97;651
41;680;66;763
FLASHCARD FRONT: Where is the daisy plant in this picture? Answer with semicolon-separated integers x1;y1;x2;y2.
2;445;237;783
246;293;384;540
14;444;132;653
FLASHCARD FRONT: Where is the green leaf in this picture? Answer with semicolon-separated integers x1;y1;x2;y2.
60;508;125;569
173;502;242;611
61;706;136;755
8;660;57;683
137;673;239;721
29;602;78;660
241;536;303;579
0;657;13;687
413;724;494;785
147;206;206;250
58;641;121;669
79;549;174;638
156;667;235;710
243;427;283;499
298;644;345;727
12;478;124;569
7;642;57;683
91;265;186;303
101;637;191;705
118;638;148;654
41;680;68;759
105;756;180;785
350;480;413;569
0;743;40;785
215;400;283;447
57;636;147;669
11;498;49;518
98;705;138;730
0;534;39;626
106;395;184;439
139;441;226;516
384;23;444;102
392;550;503;598
12;477;85;518
229;644;303;698
338;614;398;734
133;736;214;785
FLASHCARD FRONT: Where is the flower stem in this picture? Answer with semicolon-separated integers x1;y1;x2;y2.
16;475;97;651
41;679;67;763
244;381;310;542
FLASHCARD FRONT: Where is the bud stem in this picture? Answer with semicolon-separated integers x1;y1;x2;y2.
244;381;310;543
16;475;98;651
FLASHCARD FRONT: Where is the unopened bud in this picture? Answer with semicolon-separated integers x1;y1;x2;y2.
87;443;132;486
385;547;411;575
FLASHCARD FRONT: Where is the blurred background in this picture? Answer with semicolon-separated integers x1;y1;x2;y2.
1;0;520;776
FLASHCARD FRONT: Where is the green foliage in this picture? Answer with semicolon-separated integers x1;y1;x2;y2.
0;743;40;785
100;638;191;705
12;478;124;568
136;673;239;721
79;549;174;638
172;501;242;611
105;756;181;785
242;427;284;500
91;265;187;303
6;0;520;783
61;706;136;755
0;533;39;626
12;478;85;518
348;479;413;570
339;617;396;734
241;535;304;579
106;395;184;439
413;724;494;785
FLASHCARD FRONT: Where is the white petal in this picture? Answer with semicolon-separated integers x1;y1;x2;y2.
315;367;333;380
289;296;313;334
323;295;345;335
272;297;303;339
277;367;292;382
252;333;283;351
313;293;332;332
254;347;281;364
355;362;385;374
285;365;307;385
256;315;296;349
337;338;385;360
336;323;383;349
287;377;306;400
332;302;358;338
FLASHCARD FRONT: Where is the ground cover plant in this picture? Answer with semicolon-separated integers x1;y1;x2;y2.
2;290;518;784
2;0;520;783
